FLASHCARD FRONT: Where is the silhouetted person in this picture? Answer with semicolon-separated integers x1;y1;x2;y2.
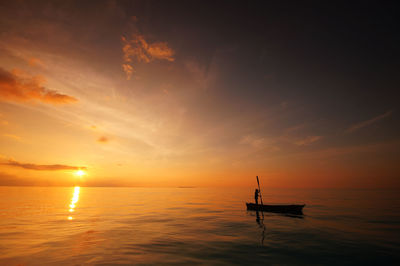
255;189;259;205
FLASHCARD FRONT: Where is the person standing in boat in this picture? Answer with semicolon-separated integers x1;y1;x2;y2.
254;189;260;205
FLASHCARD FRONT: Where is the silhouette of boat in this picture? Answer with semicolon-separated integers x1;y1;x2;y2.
246;203;305;215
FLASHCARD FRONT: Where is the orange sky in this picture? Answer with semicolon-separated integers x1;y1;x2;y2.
0;1;399;188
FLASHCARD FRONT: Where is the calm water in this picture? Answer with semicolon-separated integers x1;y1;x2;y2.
0;187;399;265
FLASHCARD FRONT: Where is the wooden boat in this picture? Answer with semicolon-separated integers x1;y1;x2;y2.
246;203;305;215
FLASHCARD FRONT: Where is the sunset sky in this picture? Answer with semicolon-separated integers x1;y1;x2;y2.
0;1;399;188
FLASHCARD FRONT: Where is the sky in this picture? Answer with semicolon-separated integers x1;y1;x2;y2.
0;0;399;188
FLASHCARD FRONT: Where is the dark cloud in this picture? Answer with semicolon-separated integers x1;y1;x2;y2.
0;172;28;186
2;160;86;171
0;67;77;104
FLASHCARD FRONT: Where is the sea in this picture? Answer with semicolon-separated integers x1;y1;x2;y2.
0;187;399;265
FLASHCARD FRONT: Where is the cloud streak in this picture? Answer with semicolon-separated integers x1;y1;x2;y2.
2;134;22;142
346;111;393;133
97;136;109;143
294;136;322;146
121;35;175;79
27;57;45;68
0;67;77;104
240;135;266;148
2;159;86;171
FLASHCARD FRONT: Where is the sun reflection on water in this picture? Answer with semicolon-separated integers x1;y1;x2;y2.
68;186;80;220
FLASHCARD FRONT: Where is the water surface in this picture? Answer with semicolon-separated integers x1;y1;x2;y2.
0;187;399;265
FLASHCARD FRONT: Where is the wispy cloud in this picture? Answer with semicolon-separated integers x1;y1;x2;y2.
294;135;322;146
121;35;175;79
284;123;306;135
122;64;134;80
0;116;8;126
280;123;322;146
2;134;22;142
346;111;393;133
27;57;45;68
97;136;109;143
2;159;86;171
0;67;77;104
240;135;266;148
239;135;280;153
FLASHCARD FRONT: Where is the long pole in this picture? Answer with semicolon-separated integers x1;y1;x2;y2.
256;176;264;206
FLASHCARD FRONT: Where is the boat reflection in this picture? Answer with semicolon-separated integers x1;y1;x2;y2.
252;210;304;245
68;186;80;220
255;210;266;245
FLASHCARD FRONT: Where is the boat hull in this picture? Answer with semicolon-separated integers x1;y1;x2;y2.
246;203;305;214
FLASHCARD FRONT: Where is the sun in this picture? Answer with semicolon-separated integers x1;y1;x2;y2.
75;169;86;177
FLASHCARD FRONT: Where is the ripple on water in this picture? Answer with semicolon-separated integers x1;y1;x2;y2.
0;187;399;265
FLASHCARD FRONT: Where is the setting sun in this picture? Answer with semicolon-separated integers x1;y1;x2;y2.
75;170;85;177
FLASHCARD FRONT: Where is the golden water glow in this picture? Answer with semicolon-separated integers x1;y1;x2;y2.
68;186;80;220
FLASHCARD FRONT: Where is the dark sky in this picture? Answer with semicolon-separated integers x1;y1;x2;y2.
132;0;400;141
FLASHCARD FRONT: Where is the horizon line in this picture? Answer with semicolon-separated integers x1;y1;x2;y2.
0;184;398;190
